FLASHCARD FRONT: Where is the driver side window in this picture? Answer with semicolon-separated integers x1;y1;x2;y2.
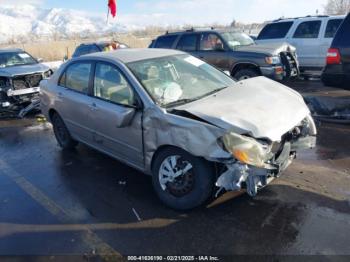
94;63;134;106
199;33;223;51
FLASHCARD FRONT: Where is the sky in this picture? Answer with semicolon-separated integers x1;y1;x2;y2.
0;0;329;25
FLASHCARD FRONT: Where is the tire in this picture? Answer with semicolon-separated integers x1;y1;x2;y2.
321;76;343;87
152;147;215;210
233;69;259;81
51;113;78;149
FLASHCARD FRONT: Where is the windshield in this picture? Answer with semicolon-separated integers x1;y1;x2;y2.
221;32;255;49
128;54;236;107
0;52;38;68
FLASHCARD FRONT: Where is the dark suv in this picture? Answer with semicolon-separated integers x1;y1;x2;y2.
149;28;299;81
322;13;350;88
72;41;128;58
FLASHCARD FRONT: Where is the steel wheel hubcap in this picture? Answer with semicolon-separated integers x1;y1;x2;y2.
238;75;250;81
158;155;194;197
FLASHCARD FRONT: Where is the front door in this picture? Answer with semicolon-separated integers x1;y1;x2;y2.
194;33;230;71
89;62;144;169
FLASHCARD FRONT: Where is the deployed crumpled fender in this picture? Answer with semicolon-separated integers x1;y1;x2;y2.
236;42;296;56
142;107;232;174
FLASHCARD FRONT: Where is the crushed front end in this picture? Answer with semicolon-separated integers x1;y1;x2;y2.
215;115;317;197
0;71;51;118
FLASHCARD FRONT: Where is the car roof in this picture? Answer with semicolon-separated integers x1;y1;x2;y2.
79;41;109;46
83;48;185;63
270;15;346;23
163;28;241;36
0;48;23;53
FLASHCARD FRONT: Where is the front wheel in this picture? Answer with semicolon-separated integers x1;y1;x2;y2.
233;69;259;81
152;147;215;210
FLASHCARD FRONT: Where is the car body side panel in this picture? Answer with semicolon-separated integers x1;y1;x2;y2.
142;107;231;174
89;98;144;169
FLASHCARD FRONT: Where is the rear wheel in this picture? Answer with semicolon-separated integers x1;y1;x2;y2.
233;69;259;81
51;113;78;149
152;147;215;210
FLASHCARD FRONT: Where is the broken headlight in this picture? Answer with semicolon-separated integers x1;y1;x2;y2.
265;56;281;65
222;132;272;168
43;70;53;79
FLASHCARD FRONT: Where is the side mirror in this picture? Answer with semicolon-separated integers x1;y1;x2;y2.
133;96;143;110
117;107;136;128
37;58;44;63
115;96;143;128
223;71;231;76
214;44;225;51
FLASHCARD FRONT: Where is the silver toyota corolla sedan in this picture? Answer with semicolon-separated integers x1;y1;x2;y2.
40;48;317;210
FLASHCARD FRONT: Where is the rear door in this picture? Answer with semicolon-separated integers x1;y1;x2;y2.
89;62;144;169
256;21;294;44
195;32;231;70
153;35;179;49
289;20;323;69
175;33;198;55
55;61;95;143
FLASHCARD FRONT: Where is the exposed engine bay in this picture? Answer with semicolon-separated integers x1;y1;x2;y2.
0;71;52;118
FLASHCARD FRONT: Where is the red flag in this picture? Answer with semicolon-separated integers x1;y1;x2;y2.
108;0;117;18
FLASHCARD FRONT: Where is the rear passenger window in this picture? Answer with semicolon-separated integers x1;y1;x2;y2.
257;22;293;40
176;34;197;51
60;62;92;93
293;21;321;39
154;35;178;48
325;19;343;38
332;16;350;46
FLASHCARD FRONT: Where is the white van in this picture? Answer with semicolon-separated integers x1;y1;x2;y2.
256;15;345;74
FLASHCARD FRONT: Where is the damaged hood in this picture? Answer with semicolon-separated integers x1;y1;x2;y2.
0;63;50;77
235;42;296;56
175;77;310;142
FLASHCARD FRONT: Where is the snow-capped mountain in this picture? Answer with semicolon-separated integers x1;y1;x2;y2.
0;5;129;43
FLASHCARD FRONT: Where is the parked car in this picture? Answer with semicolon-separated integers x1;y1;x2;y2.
321;13;350;88
72;41;129;58
149;28;299;81
256;15;345;74
0;48;52;117
40;49;317;210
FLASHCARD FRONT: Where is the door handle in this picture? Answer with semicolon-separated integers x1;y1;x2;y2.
89;102;98;111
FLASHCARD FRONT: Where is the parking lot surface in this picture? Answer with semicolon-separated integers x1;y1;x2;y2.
0;80;350;260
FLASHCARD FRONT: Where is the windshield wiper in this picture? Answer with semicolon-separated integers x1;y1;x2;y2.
163;98;198;108
198;87;228;99
164;87;227;108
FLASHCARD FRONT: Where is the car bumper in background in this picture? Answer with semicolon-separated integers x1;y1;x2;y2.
260;66;285;81
261;64;299;81
7;87;40;97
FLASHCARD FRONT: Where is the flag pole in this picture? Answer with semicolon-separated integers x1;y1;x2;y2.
106;5;110;24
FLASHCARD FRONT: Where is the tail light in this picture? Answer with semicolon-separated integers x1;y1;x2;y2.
326;48;341;65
